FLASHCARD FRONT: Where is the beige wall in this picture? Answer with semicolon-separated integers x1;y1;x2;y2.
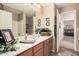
60;4;77;13
33;5;44;34
43;4;55;36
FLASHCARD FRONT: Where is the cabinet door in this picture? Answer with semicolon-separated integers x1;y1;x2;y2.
33;42;43;53
43;39;50;56
44;45;49;56
17;48;33;56
34;48;43;56
49;37;53;51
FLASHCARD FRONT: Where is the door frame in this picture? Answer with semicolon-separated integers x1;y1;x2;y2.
56;9;60;52
74;10;77;51
56;9;63;52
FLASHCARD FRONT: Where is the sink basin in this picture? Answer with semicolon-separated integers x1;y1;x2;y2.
20;40;36;43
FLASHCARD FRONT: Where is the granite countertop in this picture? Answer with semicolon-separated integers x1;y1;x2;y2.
0;35;53;56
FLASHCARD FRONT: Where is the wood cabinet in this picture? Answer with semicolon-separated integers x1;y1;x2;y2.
18;37;53;56
17;48;33;56
33;42;43;56
43;39;50;56
33;42;43;53
43;44;49;56
49;37;53;52
34;48;43;56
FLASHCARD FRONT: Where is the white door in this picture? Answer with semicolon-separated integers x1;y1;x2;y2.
57;9;61;52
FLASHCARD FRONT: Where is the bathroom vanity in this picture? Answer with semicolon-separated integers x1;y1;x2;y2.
0;35;53;56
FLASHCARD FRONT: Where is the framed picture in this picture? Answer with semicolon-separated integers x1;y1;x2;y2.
46;17;50;26
0;29;15;45
38;19;41;27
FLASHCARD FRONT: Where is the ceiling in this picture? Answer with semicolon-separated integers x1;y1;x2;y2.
3;3;78;16
3;3;35;16
55;3;79;8
3;3;53;16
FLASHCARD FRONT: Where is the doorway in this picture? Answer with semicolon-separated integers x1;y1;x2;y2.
60;19;74;50
56;10;76;52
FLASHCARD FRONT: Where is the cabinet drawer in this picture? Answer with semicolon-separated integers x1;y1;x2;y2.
33;42;43;53
34;48;43;56
17;48;33;56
